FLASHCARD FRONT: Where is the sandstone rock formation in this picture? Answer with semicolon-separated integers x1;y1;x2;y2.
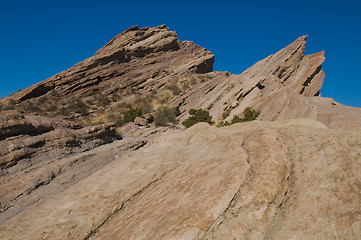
0;110;116;170
0;25;361;240
1;25;360;129
171;35;361;129
1;120;360;239
1;25;213;120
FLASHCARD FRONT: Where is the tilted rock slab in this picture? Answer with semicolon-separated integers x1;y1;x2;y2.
1;119;360;239
4;25;214;103
172;36;361;129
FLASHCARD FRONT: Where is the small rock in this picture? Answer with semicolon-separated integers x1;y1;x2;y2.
134;117;148;126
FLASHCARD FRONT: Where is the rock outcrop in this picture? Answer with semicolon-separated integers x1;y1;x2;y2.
0;110;116;170
0;25;361;240
2;26;360;129
3;25;213;104
1;120;360;239
171;35;361;129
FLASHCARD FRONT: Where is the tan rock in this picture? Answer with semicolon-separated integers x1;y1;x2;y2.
171;36;361;129
0;110;116;169
133;116;148;126
0;119;360;239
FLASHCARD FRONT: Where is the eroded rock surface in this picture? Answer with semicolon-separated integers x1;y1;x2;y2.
1;120;360;239
172;36;361;129
0;110;116;169
0;25;361;240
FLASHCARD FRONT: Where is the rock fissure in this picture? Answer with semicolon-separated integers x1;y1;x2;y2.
84;166;177;240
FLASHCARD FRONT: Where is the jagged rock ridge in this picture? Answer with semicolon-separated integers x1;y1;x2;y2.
0;25;361;240
172;35;361;129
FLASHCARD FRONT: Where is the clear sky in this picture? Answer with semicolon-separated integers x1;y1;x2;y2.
1;0;360;107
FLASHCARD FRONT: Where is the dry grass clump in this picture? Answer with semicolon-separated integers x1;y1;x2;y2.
154;106;179;126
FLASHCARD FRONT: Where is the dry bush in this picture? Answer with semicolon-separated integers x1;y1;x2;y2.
154;89;173;106
154;106;179;126
165;81;181;95
134;94;154;114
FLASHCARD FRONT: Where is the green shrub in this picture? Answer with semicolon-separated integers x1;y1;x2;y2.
154;106;179;126
123;107;143;123
239;107;260;122
220;107;260;126
182;108;213;128
222;108;232;120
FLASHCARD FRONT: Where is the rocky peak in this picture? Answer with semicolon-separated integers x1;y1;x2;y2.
171;36;361;129
1;26;361;240
4;24;214;103
93;24;180;59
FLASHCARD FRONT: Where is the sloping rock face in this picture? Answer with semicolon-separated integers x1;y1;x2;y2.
4;24;213;103
1;25;361;240
172;36;361;129
1;26;360;129
0;110;116;170
1;120;360;239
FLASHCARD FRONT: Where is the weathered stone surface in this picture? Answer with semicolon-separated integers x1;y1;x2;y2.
1;25;361;240
0;119;360;239
171;36;361;129
133;116;148;126
2;25;214;108
0;110;116;169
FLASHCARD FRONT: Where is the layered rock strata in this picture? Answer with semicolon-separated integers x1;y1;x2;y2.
171;36;361;129
0;110;116;170
1;120;360;239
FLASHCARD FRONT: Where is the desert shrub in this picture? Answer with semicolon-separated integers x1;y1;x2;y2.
57;106;69;116
123;107;143;123
243;107;260;121
154;106;179;126
115;128;123;139
68;97;88;115
105;111;124;127
134;95;154;114
92;92;110;107
22;101;41;113
155;90;173;105
165;82;181;95
222;108;232;120
219;107;260;126
2;99;16;110
182;108;213;128
235;107;260;123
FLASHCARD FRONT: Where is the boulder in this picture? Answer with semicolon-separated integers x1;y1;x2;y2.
133;117;148;126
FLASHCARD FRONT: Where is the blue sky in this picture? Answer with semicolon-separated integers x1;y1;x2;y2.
1;0;360;107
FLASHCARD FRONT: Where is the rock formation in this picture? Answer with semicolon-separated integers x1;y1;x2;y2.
171;35;361;129
1;25;361;239
1;120;361;239
0;110;116;169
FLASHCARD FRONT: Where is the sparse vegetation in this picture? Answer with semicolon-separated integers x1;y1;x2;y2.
222;108;232;120
134;94;154;114
218;107;260;126
92;92;110;107
2;99;16;110
154;106;179;126
68;97;88;115
182;108;213;128
165;82;181;95
123;107;143;123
